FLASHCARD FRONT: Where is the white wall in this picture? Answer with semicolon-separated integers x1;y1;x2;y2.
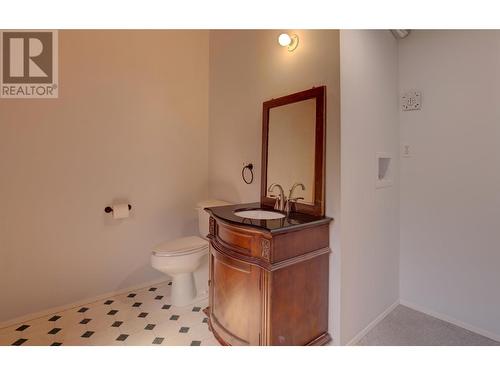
399;30;500;339
340;30;400;345
208;30;341;343
0;30;210;322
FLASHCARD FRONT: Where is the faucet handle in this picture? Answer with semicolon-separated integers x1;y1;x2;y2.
273;195;281;210
268;183;285;212
284;197;304;215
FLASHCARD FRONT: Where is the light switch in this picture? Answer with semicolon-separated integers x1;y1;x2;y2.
402;144;411;157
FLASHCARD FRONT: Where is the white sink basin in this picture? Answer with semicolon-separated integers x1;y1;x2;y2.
234;209;285;220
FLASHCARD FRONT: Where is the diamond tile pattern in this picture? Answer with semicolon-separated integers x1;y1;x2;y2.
48;328;61;335
81;331;95;338
0;281;217;346
12;338;28;346
116;334;129;341
152;337;164;345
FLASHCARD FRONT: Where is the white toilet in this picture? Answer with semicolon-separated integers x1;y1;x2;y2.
150;200;230;306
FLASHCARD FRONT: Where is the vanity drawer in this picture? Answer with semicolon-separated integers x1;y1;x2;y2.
217;222;254;254
210;218;272;261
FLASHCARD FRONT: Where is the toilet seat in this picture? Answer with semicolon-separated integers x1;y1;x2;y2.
152;236;208;257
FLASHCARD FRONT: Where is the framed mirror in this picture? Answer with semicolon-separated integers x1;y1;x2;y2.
261;86;326;216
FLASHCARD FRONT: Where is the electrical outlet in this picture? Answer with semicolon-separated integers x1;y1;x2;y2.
401;91;421;111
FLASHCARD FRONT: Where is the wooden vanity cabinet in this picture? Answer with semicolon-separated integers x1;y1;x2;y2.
207;216;332;346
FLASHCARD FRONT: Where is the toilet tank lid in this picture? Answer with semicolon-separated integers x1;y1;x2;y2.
153;236;208;256
196;199;231;209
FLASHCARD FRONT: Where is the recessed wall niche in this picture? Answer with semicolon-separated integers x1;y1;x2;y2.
375;152;393;188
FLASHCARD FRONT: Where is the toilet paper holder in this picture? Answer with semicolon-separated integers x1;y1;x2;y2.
104;204;132;213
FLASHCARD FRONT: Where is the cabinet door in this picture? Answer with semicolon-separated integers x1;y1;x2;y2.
209;245;261;345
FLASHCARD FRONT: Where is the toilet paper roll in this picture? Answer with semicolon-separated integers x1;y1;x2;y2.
112;203;130;219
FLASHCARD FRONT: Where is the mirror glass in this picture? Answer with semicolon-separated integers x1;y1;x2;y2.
266;99;316;205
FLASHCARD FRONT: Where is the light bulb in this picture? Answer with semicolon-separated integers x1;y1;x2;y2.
277;33;299;51
278;33;292;47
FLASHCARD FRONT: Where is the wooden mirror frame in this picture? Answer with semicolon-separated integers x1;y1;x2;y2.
260;86;326;216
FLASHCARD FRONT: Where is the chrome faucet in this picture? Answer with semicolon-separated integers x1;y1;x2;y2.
268;182;305;215
285;182;305;215
268;183;285;211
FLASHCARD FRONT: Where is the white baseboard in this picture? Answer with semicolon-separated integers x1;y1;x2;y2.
346;300;399;346
400;299;500;343
0;276;170;330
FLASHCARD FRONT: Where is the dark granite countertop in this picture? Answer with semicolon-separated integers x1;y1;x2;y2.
205;202;332;234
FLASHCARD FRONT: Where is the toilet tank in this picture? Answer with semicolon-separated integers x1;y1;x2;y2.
196;200;231;238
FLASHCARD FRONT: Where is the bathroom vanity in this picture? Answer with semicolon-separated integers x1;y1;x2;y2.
206;203;332;346
205;86;333;346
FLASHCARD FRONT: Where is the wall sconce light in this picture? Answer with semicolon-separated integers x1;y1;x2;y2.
278;33;299;52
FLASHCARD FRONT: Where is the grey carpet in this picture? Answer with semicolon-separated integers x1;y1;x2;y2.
356;305;499;346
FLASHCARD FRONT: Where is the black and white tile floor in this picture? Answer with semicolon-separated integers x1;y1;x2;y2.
0;281;219;346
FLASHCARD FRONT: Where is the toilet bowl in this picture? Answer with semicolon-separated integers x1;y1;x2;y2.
150;200;230;307
151;236;209;306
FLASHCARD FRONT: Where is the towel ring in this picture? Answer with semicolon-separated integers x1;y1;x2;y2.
241;163;254;184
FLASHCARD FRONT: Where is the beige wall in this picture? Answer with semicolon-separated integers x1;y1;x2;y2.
208;30;341;343
340;30;400;344
0;30;210;322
